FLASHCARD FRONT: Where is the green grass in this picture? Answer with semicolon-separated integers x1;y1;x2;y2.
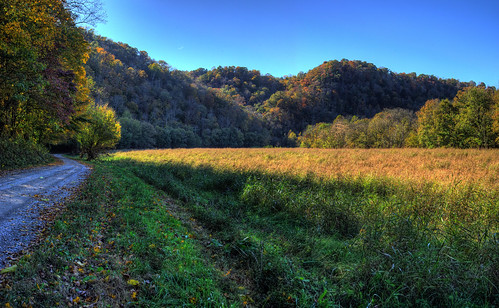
1;152;498;307
108;156;498;307
0;158;234;307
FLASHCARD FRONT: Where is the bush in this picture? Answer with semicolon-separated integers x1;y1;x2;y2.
0;138;53;170
77;104;121;160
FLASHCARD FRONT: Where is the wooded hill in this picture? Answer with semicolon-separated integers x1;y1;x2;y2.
1;0;495;169
84;31;476;148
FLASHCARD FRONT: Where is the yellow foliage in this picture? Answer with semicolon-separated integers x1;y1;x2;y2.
77;104;121;160
0;0;91;139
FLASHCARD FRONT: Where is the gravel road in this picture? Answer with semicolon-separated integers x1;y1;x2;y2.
0;155;90;267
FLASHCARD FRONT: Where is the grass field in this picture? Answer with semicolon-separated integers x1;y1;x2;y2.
1;148;498;307
116;148;499;189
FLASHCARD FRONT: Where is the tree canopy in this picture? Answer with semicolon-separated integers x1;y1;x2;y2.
0;0;91;144
415;87;498;149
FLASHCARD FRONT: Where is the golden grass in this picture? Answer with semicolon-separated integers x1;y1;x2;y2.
114;148;499;190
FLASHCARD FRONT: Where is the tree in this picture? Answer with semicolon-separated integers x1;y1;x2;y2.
77;104;121;160
139;122;157;148
345;117;369;148
432;99;458;147
367;108;415;148
454;87;495;148
415;98;458;148
492;91;499;145
298;123;331;148
65;0;106;26
118;117;141;148
416;99;440;148
286;130;298;147
0;0;90;141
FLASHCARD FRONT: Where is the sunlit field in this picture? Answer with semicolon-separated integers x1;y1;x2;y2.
2;148;498;307
116;148;499;189
107;147;498;306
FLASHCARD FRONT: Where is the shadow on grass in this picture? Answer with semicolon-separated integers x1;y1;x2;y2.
103;156;499;307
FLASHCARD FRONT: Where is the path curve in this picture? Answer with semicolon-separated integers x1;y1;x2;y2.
0;155;90;267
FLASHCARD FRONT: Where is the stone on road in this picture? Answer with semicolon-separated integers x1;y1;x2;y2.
0;155;90;267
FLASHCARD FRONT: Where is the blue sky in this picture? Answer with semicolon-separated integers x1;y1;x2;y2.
94;0;499;86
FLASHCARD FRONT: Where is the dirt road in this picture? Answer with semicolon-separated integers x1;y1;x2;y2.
0;155;90;267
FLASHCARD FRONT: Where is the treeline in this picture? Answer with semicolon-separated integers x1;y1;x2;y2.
296;108;415;148
416;87;499;148
85;33;477;148
118;116;257;148
297;87;499;149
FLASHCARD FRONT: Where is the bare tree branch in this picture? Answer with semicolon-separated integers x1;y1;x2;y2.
64;0;106;27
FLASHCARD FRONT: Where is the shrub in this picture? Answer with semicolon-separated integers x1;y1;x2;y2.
0;137;52;170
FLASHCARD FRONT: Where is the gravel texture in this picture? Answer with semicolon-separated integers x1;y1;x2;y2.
0;155;90;267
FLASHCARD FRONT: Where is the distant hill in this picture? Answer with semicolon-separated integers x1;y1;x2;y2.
84;31;474;146
84;31;272;148
259;60;474;139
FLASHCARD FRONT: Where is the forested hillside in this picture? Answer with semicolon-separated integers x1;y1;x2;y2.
1;0;496;168
84;31;272;148
262;60;475;138
85;32;477;147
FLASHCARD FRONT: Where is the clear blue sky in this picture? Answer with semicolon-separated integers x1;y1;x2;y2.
94;0;499;86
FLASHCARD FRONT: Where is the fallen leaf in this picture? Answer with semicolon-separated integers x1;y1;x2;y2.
0;265;17;274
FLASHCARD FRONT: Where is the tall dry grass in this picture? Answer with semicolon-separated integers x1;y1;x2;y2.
115;148;499;190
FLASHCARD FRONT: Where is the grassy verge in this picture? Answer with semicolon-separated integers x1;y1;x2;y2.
1;149;497;307
0;158;235;307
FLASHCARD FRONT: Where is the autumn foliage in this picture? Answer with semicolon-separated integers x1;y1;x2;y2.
0;0;91;143
76;104;121;160
83;34;490;148
1;2;497;163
